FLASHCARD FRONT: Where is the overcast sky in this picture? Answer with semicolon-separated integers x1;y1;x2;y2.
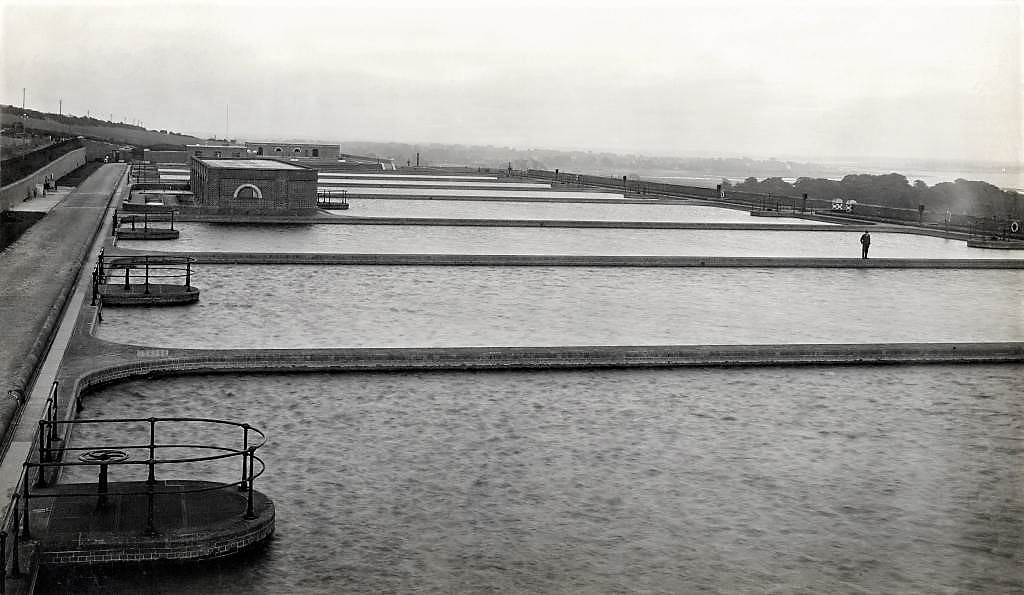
1;0;1020;163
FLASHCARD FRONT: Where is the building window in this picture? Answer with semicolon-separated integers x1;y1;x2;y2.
312;148;319;157
293;148;301;154
194;150;202;156
214;151;222;158
274;147;282;153
257;147;264;156
233;184;262;199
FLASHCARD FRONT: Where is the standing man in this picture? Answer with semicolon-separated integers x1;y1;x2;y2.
860;231;871;259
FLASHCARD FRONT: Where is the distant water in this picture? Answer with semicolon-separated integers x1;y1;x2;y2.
117;224;1024;259
317;179;551;189
39;367;1024;594
94;266;1024;349
319;173;497;180
314;187;626;200
328;198;817;224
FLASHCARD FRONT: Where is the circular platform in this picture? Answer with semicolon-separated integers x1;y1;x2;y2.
32;480;274;566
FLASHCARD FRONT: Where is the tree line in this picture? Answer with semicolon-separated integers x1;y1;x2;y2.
728;173;1021;220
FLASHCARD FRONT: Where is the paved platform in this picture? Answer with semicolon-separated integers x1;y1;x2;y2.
7;187;74;214
29;480;274;565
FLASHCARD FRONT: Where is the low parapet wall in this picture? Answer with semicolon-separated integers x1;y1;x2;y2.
64;342;1024;400
106;249;1024;268
0;148;87;211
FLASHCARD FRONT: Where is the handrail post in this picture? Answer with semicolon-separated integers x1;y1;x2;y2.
243;448;256;519
10;495;21;578
22;469;31;540
144;258;150;295
36;421;48;489
239;425;249;491
170;210;175;231
124;265;130;291
48;383;59;442
44;415;53;466
185;260;191;290
91;268;98;306
147;417;156;484
111;209;118;236
144;210;149;231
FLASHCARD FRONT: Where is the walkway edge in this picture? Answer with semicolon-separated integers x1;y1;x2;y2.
61;342;1024;406
104;249;1024;268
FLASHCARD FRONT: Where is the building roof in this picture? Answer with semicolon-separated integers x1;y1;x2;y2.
186;144;247;149
197;159;306;170
245;141;335;148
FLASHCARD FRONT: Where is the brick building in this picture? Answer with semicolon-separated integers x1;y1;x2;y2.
189;158;318;215
245;142;339;161
186;143;249;159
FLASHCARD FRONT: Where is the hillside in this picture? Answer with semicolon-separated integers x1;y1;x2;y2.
1;105;200;148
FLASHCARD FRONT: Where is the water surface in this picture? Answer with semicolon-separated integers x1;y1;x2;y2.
43;367;1024;594
95;266;1024;349
118;224;1024;259
329;199;815;224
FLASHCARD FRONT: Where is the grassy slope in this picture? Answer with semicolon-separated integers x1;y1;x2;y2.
1;109;200;148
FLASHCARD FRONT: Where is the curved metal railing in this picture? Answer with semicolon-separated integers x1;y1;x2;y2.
23;416;267;539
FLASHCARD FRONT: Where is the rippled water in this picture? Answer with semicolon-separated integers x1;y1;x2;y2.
39;367;1024;594
117;225;1024;259
95;266;1024;348
328;199;815;224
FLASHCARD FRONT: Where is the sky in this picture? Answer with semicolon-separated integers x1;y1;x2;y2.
1;0;1020;164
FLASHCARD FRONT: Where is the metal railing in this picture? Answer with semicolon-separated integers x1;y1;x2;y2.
92;250;195;303
24;416;267;539
111;207;177;234
970;218;1023;241
0;381;66;591
317;189;349;209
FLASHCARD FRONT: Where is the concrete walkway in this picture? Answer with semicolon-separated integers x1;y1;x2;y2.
0;164;126;449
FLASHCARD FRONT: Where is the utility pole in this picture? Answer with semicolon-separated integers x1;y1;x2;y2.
225;104;229;141
59;98;62;116
21;88;25;109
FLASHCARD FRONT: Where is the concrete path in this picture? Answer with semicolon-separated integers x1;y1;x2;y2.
0;163;126;486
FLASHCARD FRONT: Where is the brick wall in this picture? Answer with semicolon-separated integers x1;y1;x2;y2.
190;159;316;214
